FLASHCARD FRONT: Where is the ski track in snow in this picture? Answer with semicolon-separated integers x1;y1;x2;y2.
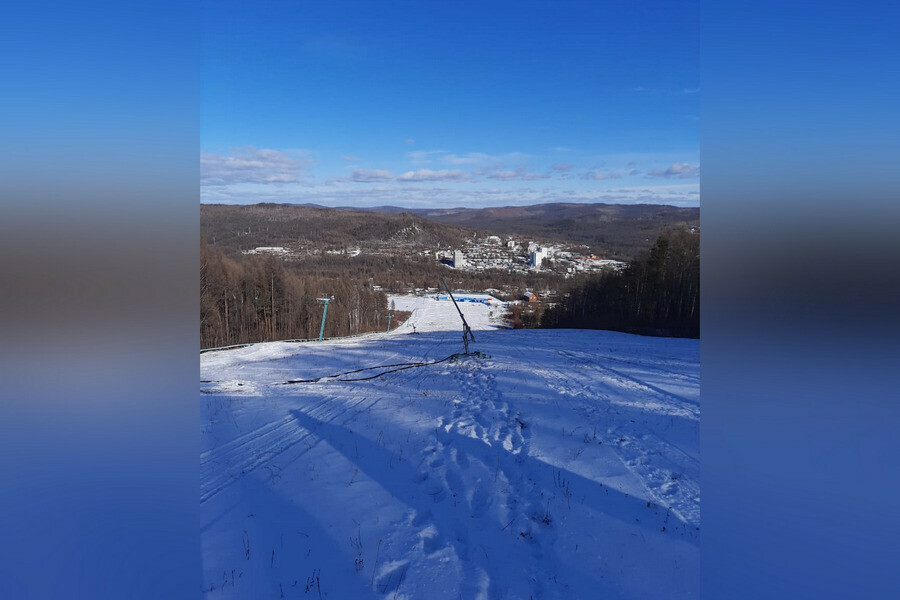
528;352;700;528
201;295;699;599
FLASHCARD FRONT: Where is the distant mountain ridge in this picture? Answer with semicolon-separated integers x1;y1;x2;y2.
202;202;699;260
397;202;699;259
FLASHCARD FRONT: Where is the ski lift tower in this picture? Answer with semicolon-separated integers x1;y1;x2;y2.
316;296;333;342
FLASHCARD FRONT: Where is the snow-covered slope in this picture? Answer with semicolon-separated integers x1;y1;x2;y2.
388;294;508;333
201;295;699;599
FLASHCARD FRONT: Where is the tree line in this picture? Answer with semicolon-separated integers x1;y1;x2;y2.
201;226;699;345
540;228;699;338
201;241;391;348
200;238;578;348
284;253;570;299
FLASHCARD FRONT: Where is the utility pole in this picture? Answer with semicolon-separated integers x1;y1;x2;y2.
386;313;393;333
316;297;332;342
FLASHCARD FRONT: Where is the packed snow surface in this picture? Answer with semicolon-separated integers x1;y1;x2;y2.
201;295;699;599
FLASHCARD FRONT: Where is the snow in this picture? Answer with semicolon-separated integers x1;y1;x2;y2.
201;295;699;599
389;294;508;333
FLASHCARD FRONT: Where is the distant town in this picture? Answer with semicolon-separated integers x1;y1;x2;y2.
243;232;627;279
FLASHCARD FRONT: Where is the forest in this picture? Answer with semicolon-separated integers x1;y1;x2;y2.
201;202;699;260
201;227;699;347
414;202;700;260
200;238;573;347
200;202;699;346
200;228;699;346
201;241;393;348
201;203;470;255
540;228;700;337
282;253;570;298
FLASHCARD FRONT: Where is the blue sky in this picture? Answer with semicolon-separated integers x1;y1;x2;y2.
202;0;699;207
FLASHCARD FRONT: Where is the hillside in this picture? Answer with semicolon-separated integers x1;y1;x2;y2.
202;202;700;261
405;203;700;259
201;204;471;255
201;296;700;599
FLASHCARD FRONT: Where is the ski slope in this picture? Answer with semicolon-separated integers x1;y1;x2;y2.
388;294;508;333
201;295;699;599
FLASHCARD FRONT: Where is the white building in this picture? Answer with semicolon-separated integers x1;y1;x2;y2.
243;246;288;255
529;246;547;268
452;250;466;268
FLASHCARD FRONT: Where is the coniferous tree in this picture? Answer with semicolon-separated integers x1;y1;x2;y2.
540;228;699;338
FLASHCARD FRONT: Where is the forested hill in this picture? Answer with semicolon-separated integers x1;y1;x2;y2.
201;203;471;255
403;202;699;259
202;202;699;261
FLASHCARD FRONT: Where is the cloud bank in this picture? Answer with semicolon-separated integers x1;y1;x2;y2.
201;147;310;185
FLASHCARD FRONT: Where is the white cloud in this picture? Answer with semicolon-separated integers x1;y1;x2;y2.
519;172;549;181
342;155;364;162
442;151;529;166
397;169;468;182
351;169;395;182
648;163;700;179
581;168;638;180
485;171;518;180
443;152;493;165
201;180;700;208
201;147;310;185
581;171;616;181
487;169;549;181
